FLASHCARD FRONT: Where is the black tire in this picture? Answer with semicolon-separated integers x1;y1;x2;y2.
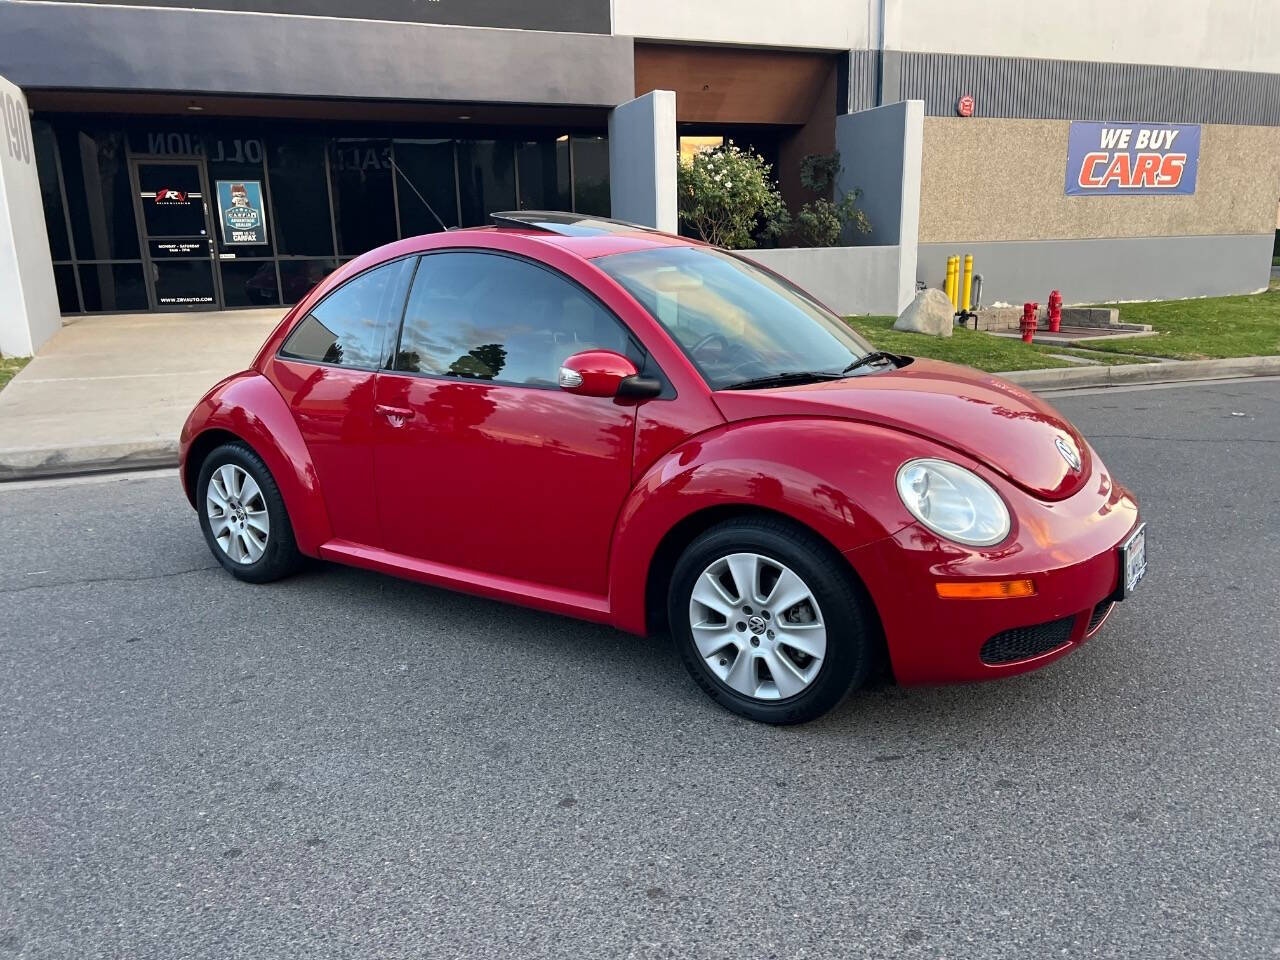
196;442;303;584
668;517;878;724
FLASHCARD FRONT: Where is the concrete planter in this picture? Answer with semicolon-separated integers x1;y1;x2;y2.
738;245;912;318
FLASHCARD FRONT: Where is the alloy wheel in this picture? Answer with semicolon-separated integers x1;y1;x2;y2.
687;552;827;701
205;463;270;564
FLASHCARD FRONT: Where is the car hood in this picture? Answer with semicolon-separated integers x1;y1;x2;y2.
711;358;1092;501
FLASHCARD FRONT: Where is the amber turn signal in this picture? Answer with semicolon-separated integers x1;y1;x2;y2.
935;579;1036;599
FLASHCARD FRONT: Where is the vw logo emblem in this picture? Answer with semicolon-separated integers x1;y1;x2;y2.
1055;436;1082;471
747;615;767;635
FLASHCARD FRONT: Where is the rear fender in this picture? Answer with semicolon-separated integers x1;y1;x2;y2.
178;372;332;556
607;418;933;635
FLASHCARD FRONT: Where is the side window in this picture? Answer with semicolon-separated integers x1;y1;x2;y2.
280;258;411;369
393;251;633;386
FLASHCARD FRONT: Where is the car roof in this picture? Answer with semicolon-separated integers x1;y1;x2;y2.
477;210;701;259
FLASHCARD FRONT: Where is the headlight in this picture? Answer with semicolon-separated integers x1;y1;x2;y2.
896;458;1010;546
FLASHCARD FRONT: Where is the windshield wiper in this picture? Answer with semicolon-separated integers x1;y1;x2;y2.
721;371;846;391
841;351;905;375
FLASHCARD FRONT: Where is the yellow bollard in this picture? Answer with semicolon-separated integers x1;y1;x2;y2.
961;254;974;312
945;255;958;311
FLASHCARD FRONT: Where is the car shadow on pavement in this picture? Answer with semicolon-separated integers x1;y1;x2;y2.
271;557;1116;746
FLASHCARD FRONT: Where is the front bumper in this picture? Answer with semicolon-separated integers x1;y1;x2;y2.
848;476;1141;686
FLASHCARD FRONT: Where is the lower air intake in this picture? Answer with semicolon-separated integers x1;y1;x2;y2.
980;616;1076;665
1087;601;1115;634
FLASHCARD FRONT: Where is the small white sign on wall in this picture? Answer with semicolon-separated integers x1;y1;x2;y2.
0;72;61;357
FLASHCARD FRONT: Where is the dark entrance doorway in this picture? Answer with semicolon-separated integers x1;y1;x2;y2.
130;157;221;310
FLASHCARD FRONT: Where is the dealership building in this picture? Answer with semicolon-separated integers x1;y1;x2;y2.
1;0;1278;355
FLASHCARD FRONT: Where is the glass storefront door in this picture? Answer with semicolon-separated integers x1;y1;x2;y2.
130;158;221;310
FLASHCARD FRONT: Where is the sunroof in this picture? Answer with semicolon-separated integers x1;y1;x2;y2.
489;210;662;237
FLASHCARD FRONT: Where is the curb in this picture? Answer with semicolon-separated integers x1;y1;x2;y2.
1;356;1278;481
997;355;1280;390
0;439;178;482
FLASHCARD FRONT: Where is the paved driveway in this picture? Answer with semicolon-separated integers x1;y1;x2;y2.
0;378;1276;959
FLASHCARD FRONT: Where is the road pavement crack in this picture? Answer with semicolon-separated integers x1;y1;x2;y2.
0;564;219;596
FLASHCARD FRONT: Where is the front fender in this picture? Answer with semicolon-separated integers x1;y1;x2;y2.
178;371;332;556
607;417;937;635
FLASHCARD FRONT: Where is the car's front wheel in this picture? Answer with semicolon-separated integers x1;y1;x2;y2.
669;517;878;724
197;442;303;583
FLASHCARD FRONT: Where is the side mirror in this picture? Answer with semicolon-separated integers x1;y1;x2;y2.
558;350;662;400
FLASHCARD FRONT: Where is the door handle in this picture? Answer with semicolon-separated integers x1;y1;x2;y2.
375;403;414;425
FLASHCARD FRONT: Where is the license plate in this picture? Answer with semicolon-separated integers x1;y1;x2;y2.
1119;523;1147;598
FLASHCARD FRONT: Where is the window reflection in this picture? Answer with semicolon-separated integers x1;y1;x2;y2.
571;136;610;216
458;140;517;227
278;259;339;305
280;258;411;369
395;251;629;386
268;136;333;256
32;118;611;315
393;139;459;235
58;128;139;261
516;138;571;211
331;138;396;256
220;260;280;307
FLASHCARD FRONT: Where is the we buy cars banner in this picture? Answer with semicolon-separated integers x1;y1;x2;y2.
1065;121;1201;195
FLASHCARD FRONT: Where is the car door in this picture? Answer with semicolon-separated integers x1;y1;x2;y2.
371;250;643;598
266;257;413;546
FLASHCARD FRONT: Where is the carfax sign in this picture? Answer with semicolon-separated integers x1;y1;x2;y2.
215;180;268;244
1065;122;1201;196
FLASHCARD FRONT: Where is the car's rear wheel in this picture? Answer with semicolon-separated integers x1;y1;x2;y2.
668;517;877;724
197;442;302;583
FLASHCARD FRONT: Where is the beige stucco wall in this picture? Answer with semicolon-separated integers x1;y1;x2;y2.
919;117;1280;243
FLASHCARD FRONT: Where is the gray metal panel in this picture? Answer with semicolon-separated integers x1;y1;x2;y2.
888;52;1280;126
917;234;1274;305
0;3;634;107
15;0;612;32
848;50;879;113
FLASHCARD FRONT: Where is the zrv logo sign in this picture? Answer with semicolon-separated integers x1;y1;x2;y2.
1065;122;1201;196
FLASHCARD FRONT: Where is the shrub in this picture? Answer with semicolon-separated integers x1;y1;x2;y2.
677;142;786;249
787;152;872;247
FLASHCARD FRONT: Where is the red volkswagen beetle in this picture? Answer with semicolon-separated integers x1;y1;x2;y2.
179;212;1146;724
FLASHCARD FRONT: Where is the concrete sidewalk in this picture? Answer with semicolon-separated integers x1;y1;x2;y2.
0;309;281;479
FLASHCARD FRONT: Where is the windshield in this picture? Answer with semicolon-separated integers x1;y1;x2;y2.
596;246;876;390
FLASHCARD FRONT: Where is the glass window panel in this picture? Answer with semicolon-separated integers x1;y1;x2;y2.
571;136;610;217
78;262;148;312
153;260;217;308
267;135;334;256
59;129;140;260
457;140;516;227
330;138;396;256
32;121;71;261
219;259;280;308
516;138;571;211
394;251;630;386
280;258;411;369
53;264;80;314
205;134;274;256
135;163;207;238
279;258;340;305
393;139;459;236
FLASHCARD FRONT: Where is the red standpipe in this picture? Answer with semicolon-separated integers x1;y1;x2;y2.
1020;302;1039;343
1047;290;1062;333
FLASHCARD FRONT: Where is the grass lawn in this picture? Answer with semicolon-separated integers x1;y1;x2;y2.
846;317;1146;373
1079;288;1280;360
0;355;30;393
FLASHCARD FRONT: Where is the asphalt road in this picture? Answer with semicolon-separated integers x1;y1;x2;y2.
1;378;1277;959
